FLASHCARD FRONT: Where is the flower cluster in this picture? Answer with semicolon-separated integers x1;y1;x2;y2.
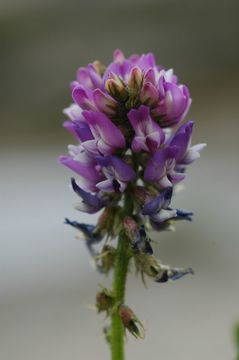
59;49;205;281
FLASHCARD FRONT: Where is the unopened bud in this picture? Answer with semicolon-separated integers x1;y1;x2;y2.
128;67;143;94
140;82;159;106
119;304;144;339
113;49;125;64
93;60;106;76
93;89;118;116
105;78;128;102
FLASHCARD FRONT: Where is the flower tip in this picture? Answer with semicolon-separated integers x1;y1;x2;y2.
113;49;125;63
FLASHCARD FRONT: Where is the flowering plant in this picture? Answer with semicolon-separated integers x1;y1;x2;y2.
59;49;206;360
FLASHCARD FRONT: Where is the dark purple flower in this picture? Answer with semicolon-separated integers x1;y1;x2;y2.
71;178;105;213
175;209;193;221
96;155;136;192
131;225;153;255
142;188;177;223
155;266;194;283
128;105;165;153
64;218;103;257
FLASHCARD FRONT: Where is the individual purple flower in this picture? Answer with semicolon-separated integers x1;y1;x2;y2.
71;178;105;213
74;62;104;90
144;147;185;188
82;110;126;156
169;121;206;169
72;86;97;111
142;187;177;223
93;89;119;116
128;105;165;153
58;155;104;192
151;81;191;127
96;155;136;193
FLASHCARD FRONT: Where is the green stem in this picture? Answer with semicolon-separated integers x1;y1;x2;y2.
111;231;129;360
110;191;134;360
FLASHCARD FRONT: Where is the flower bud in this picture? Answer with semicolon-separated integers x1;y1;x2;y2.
119;305;144;339
92;60;106;76
105;78;128;102
93;89;118;116
139;82;159;106
128;67;143;93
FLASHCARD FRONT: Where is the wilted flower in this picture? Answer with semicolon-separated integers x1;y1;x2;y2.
119;305;145;339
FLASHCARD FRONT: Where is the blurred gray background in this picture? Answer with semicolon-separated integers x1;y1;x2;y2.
1;1;239;359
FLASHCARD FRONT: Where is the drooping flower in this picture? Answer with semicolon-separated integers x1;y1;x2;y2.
71;178;105;213
64;218;103;257
142;187;177;223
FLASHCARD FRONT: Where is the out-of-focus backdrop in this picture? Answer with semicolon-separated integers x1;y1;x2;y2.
1;1;239;359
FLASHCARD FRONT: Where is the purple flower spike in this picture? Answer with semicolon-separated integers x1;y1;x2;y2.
82;110;125;155
128;105;165;153
144;147;185;187
96;155;136;193
71;178;105;213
